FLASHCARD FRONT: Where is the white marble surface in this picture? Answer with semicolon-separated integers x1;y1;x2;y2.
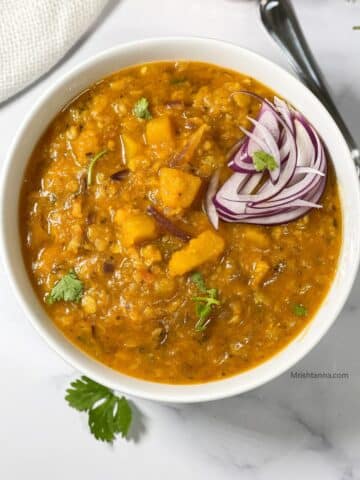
1;0;360;478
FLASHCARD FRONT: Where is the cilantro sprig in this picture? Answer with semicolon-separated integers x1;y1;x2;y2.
293;303;308;317
133;97;152;120
66;376;132;443
87;149;108;186
170;77;187;85
46;270;84;304
252;150;278;172
190;272;220;332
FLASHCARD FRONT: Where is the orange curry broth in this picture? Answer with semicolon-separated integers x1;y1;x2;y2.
20;61;342;384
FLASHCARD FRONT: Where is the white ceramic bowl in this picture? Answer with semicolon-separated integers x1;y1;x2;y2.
1;37;359;403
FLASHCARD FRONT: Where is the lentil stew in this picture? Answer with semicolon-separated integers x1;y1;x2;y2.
20;61;342;384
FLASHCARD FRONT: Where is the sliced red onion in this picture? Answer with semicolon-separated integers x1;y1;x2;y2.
229;102;281;176
204;170;220;229
210;93;327;227
245;117;281;183
274;97;294;132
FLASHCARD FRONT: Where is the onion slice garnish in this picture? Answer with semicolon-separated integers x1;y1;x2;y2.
147;206;192;241
204;170;220;229
210;94;327;227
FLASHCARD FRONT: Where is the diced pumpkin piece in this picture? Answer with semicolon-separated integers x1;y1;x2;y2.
120;214;157;247
168;230;225;276
121;134;140;161
250;260;270;287
159;167;201;209
114;209;127;225
146;116;174;149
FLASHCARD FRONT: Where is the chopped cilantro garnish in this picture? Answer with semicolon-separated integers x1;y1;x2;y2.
293;303;308;317
252;150;278;172
170;77;187;85
46;270;84;304
65;376;132;443
133;97;152;119
190;272;207;292
190;272;220;332
87;149;108;186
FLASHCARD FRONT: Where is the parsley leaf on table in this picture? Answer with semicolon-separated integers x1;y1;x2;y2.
252;150;278;172
66;376;132;443
190;272;220;332
133;97;152;119
46;270;84;304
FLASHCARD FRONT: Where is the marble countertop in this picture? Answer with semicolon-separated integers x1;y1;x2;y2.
1;0;360;478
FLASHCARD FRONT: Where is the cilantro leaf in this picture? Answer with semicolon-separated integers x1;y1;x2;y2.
293;303;308;317
66;376;132;443
46;270;84;304
88;396;131;442
190;272;220;331
192;296;220;307
170;77;187;85
65;376;110;411
207;288;218;299
195;303;213;332
252;150;278;172
87;149;108;186
133;97;152;119
190;272;207;293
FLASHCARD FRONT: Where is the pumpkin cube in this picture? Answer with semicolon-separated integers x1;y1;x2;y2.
159;167;201;209
146;116;174;149
168;230;225;276
121;214;157;247
121;134;140;160
250;260;270;287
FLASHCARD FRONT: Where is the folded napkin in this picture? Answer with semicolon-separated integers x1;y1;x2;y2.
0;0;108;103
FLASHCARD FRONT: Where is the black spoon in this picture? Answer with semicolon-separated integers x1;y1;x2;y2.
259;0;360;174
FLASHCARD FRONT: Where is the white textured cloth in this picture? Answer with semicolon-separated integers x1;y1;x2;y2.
0;0;108;103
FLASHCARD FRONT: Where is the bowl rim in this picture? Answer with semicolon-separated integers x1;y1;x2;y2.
1;36;359;403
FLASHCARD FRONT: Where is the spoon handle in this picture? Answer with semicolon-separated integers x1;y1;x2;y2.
259;0;360;169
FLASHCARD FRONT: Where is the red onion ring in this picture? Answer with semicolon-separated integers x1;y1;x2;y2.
208;94;327;227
